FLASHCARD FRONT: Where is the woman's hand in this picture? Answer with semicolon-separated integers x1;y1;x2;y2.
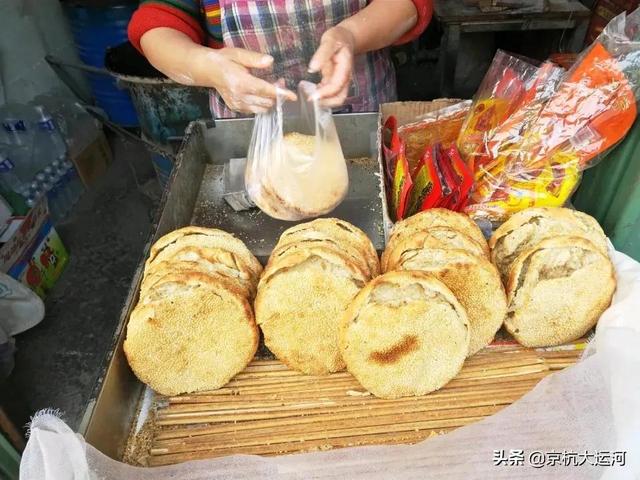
140;28;295;114
308;26;356;108
198;48;296;114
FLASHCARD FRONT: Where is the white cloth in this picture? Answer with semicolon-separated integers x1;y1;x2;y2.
20;250;640;479
0;272;44;339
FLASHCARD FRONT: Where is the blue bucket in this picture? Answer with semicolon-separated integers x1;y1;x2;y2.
150;152;174;189
65;3;139;126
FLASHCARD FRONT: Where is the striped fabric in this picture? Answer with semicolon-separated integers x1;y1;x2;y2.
211;0;397;118
140;0;223;43
202;0;223;41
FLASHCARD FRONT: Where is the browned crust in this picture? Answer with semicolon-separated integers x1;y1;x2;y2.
369;335;420;365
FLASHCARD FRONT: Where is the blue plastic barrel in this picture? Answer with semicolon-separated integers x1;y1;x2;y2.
65;3;139;126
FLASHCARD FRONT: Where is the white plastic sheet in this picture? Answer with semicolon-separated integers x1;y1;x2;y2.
0;272;45;337
20;250;640;479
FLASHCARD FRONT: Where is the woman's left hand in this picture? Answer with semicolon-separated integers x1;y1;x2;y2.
308;26;356;107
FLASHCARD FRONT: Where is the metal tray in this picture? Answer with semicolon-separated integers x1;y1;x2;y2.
80;113;390;460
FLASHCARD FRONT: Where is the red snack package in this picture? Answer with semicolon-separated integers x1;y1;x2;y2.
445;145;474;211
434;144;458;209
406;146;443;216
391;142;413;221
382;116;402;184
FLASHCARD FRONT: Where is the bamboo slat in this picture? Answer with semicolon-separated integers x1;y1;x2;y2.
124;344;582;468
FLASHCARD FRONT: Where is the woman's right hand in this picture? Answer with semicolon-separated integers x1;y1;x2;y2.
197;48;297;114
140;28;295;114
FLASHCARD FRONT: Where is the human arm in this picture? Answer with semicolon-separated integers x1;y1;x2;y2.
309;0;433;106
129;3;295;114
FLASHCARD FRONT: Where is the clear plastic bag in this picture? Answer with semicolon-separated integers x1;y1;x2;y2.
461;8;640;223
245;81;348;221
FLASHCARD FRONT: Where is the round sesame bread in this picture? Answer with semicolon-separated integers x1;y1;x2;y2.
339;271;469;399
124;272;258;396
391;209;487;246
383;227;487;272
150;226;236;260
260;245;369;288
397;248;506;356
505;236;615;348
255;252;364;375
490;207;609;281
250;133;349;221
266;241;371;282
145;245;259;286
140;260;255;300
146;229;262;280
278;218;380;277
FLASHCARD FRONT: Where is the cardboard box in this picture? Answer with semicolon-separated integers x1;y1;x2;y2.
70;130;112;188
0;199;68;298
380;99;463;126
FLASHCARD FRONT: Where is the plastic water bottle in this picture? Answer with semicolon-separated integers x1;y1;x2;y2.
0;103;34;135
51;161;73;211
63;159;84;204
31;105;67;174
32;172;57;221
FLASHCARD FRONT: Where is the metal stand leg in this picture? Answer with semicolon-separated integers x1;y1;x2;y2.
568;18;589;52
439;24;461;97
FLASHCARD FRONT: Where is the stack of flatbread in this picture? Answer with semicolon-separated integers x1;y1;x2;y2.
490;207;616;347
124;226;262;396
381;208;507;357
339;271;470;399
339;209;502;399
255;218;379;375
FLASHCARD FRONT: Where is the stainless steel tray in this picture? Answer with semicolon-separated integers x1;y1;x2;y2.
80;113;390;460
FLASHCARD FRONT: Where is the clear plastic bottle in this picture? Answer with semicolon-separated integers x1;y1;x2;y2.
0;103;35;135
31;105;67;175
51;161;73;214
33;105;67;157
2;128;36;180
63;159;84;205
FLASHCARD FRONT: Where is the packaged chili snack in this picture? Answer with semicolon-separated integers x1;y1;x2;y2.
434;143;458;209
391;142;413;221
444;145;474;211
406;146;443;216
382;116;402;184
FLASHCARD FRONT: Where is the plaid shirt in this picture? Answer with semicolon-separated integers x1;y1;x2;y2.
128;0;435;117
212;0;397;118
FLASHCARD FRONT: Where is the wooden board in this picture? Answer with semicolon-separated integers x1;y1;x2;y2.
123;342;585;467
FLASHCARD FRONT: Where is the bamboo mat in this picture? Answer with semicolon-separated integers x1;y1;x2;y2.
125;343;585;467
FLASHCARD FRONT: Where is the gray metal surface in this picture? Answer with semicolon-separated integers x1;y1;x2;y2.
82;113;388;460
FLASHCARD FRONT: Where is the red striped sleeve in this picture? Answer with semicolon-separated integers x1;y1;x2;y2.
128;3;206;52
394;0;433;45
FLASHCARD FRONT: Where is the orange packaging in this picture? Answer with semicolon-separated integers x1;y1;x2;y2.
406;146;442;217
391;142;413;221
398;101;471;173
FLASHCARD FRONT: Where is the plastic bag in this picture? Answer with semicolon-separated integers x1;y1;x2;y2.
19;248;640;479
457;51;564;173
0;272;45;337
397;100;471;173
382;101;473;221
462;8;640;223
245;81;348;221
